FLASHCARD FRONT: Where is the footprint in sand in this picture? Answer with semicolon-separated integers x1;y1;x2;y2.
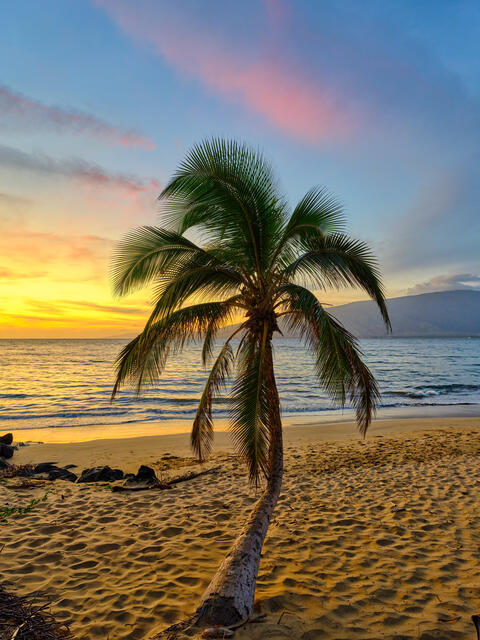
71;559;98;570
94;542;120;553
375;537;394;546
65;542;87;552
161;526;183;537
96;515;117;524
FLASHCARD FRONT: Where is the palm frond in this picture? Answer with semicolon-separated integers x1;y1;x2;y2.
230;327;270;482
283;233;391;330
158;138;286;274
192;340;235;461
111;226;212;297
201;297;244;366
273;186;345;267
288;186;345;234
280;284;379;435
111;301;238;398
111;331;170;400
148;264;244;325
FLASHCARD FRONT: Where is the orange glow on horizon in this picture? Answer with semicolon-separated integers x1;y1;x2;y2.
1;281;371;339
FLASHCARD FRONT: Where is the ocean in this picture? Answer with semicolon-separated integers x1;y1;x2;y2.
1;338;479;438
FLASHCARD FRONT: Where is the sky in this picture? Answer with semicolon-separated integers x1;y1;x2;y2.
1;0;480;337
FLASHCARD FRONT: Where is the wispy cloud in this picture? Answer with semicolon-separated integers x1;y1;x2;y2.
0;305;146;338
93;0;357;143
0;215;114;278
0;293;148;338
0;144;161;194
383;159;480;272
93;0;480;149
408;273;480;295
0;84;155;150
0;267;48;280
65;300;147;315
0;192;30;207
26;298;147;317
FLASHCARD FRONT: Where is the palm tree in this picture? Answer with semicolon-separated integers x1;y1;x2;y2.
111;138;390;630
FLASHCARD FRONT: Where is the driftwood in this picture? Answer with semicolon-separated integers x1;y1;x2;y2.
227;613;266;628
111;466;221;493
201;627;233;638
152;612;266;639
0;585;74;639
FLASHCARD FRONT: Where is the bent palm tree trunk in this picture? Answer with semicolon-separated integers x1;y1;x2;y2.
113;139;390;638
194;343;283;627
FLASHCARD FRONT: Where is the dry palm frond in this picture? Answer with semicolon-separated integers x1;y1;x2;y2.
0;585;74;640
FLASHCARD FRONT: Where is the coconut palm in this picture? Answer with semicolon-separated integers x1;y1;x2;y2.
111;138;390;630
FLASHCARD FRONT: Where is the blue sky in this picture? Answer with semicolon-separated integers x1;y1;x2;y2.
1;0;480;336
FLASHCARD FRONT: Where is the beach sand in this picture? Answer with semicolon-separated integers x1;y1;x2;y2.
3;416;480;639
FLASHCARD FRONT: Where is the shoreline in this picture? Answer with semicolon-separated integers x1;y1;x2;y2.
5;403;480;445
11;412;480;472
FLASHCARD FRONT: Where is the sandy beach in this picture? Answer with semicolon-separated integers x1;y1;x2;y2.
3;416;480;639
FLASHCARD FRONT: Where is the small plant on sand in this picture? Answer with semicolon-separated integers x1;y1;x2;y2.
0;491;51;524
111;139;390;632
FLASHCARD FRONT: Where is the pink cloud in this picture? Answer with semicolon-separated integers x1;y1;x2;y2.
263;0;291;30
0;227;111;291
93;1;356;143
0;228;113;266
0;143;161;195
0;84;155;150
67;162;161;194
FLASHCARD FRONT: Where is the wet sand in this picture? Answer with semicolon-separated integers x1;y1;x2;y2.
3;417;480;639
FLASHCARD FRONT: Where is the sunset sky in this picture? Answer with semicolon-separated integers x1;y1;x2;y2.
2;0;480;337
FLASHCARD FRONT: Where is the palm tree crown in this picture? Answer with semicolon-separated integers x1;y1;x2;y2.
111;138;390;482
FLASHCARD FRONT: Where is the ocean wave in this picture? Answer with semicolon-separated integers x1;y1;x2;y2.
379;401;477;409
116;396;203;405
1;409;130;420
0;393;30;399
418;383;480;393
387;391;433;399
2;337;480;431
386;384;480;399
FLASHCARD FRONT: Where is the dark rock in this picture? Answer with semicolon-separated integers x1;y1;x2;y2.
0;458;10;470
124;465;158;486
34;462;58;474
0;433;13;445
64;464;77;469
48;467;77;482
17;467;34;478
77;466;124;483
135;465;157;484
0;444;14;459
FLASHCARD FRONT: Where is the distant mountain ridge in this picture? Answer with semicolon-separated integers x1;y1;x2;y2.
329;290;480;337
216;290;480;339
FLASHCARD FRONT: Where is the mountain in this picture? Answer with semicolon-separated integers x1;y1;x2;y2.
330;290;480;337
217;290;480;339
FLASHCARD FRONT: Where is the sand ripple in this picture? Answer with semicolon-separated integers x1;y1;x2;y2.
2;428;480;639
